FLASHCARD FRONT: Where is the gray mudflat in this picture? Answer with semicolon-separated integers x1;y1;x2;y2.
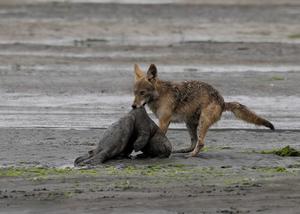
0;0;300;213
0;128;300;213
1;128;299;168
0;1;300;129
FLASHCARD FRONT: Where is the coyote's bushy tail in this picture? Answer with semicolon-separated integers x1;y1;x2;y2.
224;102;274;130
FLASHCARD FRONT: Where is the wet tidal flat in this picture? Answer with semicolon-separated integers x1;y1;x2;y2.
0;0;300;213
1;128;300;213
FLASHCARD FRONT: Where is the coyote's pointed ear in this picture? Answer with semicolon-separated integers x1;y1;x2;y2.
134;64;145;81
147;64;157;82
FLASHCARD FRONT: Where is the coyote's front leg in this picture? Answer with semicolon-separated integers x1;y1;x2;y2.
159;114;172;134
173;122;198;153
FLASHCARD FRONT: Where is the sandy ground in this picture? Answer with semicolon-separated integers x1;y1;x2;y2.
1;128;300;213
0;0;300;213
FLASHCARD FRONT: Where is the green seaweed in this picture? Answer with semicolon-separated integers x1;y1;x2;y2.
113;180;133;190
255;166;288;173
102;164;230;181
269;76;285;81
261;146;300;157
288;34;300;39
274;167;287;172
223;177;252;186
73;38;107;47
105;164;191;177
0;167;97;178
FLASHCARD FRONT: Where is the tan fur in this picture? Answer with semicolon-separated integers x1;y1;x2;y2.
132;64;274;157
224;102;274;130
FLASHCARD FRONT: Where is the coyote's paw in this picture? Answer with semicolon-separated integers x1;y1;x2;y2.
190;150;200;157
183;152;197;158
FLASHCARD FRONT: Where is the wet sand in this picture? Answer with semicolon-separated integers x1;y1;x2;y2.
0;0;300;213
1;128;300;213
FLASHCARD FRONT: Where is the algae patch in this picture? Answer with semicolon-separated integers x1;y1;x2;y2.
254;166;288;173
269;75;285;81
288;33;300;39
261;146;300;157
105;164;191;177
0;167;97;178
113;180;133;190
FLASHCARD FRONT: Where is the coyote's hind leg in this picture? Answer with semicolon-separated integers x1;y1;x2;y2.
191;103;222;157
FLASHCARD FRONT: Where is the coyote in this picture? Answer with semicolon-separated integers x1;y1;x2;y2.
132;64;274;157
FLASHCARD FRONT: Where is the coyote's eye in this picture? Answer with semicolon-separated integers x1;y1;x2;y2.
140;91;146;96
